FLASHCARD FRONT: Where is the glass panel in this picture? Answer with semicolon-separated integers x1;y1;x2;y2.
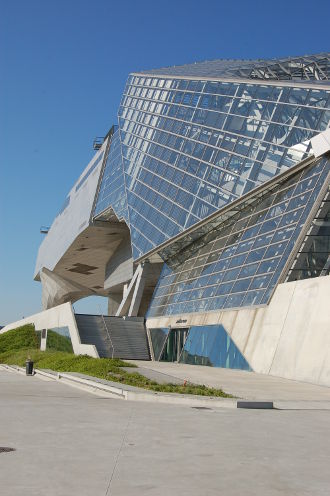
160;328;188;362
116;73;329;258
93;129;129;222
147;156;329;317
287;194;330;281
180;325;251;370
149;328;169;360
46;327;73;353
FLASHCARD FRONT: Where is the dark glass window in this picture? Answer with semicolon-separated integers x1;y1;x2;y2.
149;328;169;360
180;325;251;370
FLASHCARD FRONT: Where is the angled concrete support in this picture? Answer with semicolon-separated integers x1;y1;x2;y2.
128;264;149;316
115;262;149;317
40;267;94;310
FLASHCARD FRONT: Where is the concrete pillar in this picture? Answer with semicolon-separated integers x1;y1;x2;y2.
108;293;123;316
128;262;149;317
116;264;145;317
40;329;47;351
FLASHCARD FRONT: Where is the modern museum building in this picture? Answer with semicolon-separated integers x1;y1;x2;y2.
2;53;330;386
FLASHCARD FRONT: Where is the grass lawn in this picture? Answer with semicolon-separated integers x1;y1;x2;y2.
0;325;232;398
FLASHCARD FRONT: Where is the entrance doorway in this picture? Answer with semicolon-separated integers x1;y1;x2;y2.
161;328;189;362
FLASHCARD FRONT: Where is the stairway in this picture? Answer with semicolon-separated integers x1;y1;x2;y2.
74;314;150;360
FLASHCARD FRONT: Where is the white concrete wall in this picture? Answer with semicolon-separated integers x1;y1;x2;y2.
0;303;98;358
34;139;109;278
146;276;330;387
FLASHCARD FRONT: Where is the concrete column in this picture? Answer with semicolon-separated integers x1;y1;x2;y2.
128;262;149;317
116;264;148;317
40;329;47;351
108;293;123;316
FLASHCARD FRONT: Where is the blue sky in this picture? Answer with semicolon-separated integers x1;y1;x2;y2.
0;0;329;324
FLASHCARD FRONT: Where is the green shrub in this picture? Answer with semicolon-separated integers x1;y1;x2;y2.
0;325;39;353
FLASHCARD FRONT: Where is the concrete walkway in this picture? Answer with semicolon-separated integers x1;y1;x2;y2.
1;368;330;495
127;361;330;401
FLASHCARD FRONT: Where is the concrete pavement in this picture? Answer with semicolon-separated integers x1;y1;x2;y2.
1;368;330;495
127;360;330;401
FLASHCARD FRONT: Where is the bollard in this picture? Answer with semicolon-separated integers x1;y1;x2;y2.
26;359;34;376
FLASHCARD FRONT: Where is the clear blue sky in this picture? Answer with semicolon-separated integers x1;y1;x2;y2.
0;0;329;324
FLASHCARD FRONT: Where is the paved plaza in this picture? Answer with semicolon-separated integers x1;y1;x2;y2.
1;368;330;495
128;360;330;402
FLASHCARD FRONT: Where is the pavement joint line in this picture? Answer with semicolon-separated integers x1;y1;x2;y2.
105;406;134;496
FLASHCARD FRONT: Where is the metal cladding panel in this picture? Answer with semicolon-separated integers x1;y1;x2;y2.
34;142;107;278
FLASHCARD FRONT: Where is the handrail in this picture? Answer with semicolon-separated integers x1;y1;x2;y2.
101;314;115;359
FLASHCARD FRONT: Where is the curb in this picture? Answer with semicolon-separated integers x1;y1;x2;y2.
2;364;330;410
0;363;279;409
0;364;239;408
4;364;330;410
38;368;239;408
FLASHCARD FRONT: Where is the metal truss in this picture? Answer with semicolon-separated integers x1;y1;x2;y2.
228;54;330;82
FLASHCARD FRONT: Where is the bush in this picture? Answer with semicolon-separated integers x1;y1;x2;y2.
0;325;39;353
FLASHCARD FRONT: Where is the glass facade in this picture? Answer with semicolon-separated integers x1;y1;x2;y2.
147;157;330;318
82;55;329;319
93;128;129;223
287;185;330;280
149;324;251;370
118;75;329;258
149;327;169;360
180;325;250;370
160;328;188;362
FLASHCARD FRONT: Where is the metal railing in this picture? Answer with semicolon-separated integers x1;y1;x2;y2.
101;314;115;359
93;137;104;150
